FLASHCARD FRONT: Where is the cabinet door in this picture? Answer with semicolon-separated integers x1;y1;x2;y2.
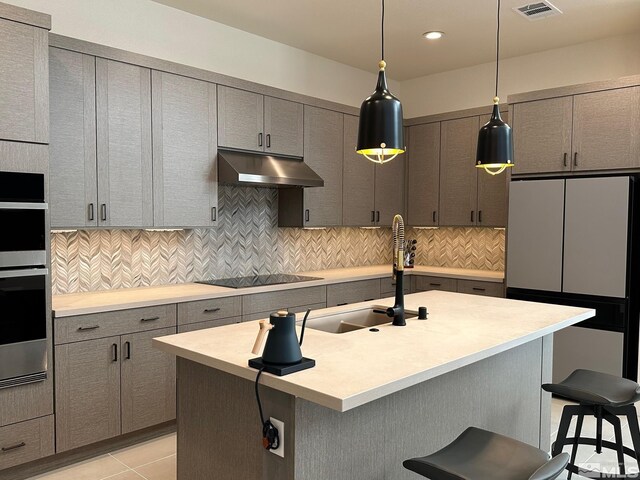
49;48;97;228
152;71;218;228
342;114;375;226
0;19;48;143
572;87;640;171
121;327;176;434
374;155;406;226
96;59;153;227
512;97;573;175
563;177;629;298
55;337;121;452
476;113;508;227
303;106;344;226
506;180;565;292
217;85;263;152
439;116;479;226
407;123;440;226
264;96;303;157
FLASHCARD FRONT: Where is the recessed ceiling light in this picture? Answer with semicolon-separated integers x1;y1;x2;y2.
423;31;444;40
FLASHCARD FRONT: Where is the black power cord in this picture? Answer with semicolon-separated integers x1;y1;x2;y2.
255;367;279;450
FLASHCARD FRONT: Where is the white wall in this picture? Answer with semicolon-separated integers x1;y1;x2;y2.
7;0;390;108
402;31;640;118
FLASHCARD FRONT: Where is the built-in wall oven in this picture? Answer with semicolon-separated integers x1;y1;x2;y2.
0;171;48;388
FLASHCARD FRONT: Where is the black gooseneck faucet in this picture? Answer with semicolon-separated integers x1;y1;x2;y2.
386;214;406;326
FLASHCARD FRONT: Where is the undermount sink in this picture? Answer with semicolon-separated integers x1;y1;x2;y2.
302;306;418;334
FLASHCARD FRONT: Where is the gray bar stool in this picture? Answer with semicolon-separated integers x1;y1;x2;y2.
543;369;640;479
403;427;569;480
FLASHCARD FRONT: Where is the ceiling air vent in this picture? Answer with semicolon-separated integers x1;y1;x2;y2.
514;1;562;20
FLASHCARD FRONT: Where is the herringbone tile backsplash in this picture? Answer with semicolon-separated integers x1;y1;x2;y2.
51;187;504;294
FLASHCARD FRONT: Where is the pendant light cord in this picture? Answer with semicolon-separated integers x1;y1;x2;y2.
381;0;385;61
495;0;501;98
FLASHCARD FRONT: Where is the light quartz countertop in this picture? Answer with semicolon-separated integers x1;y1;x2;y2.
52;265;504;317
153;290;593;412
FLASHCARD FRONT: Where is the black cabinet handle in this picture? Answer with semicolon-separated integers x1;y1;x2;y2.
1;442;26;452
305;209;310;222
77;325;100;331
371;211;375;223
471;210;475;223
478;210;483;223
563;152;568;167
124;341;131;360
472;287;486;292
211;207;217;221
258;133;263;147
376;211;380;223
430;283;442;287
364;298;375;302
337;302;348;306
101;204;107;222
112;343;118;362
432;211;436;223
88;203;94;221
203;307;221;314
573;152;578;167
266;134;271;148
140;316;160;322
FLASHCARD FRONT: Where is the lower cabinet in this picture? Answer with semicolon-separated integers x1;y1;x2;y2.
55;327;176;452
326;280;381;307
0;416;54;471
413;275;504;298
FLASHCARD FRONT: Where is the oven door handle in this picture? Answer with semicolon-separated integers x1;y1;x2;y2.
0;202;48;210
0;268;48;279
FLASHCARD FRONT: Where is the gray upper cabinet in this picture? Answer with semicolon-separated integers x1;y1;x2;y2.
279;106;343;227
0;18;48;143
218;85;303;157
342;114;375;226
439;116;479;226
96;58;153;228
374;155;406;226
572;87;640;172
407;123;440;226
264;96;304;157
512;97;573;175
152;71;218;228
49;47;97;228
217;85;263;152
563;177;629;298
506;179;565;292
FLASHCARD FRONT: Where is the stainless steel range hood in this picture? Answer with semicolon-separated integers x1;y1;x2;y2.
218;150;324;188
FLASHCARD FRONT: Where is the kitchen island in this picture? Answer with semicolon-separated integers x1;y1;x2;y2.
154;290;593;480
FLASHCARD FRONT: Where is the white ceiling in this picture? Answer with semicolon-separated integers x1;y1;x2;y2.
151;0;640;81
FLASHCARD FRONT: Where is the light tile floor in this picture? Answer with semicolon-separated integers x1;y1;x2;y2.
28;434;176;480
27;398;640;479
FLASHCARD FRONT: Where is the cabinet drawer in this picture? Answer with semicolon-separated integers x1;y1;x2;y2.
413;276;457;292
242;303;326;323
242;286;326;315
178;316;242;333
326;280;381;307
177;296;242;326
55;305;177;345
457;280;504;298
380;277;411;297
0;415;54;470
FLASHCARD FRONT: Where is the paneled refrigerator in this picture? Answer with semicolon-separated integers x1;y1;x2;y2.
506;175;640;381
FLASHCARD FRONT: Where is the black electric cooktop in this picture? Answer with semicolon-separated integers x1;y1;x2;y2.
196;274;323;289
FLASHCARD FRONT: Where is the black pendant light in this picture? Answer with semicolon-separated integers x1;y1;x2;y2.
356;0;405;165
476;0;514;175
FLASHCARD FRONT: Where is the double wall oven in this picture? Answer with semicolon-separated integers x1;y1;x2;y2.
0;171;48;388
